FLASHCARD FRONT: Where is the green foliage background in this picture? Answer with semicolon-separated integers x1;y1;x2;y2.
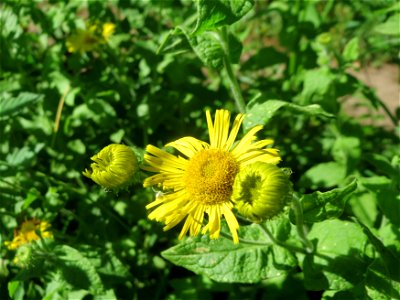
0;0;399;299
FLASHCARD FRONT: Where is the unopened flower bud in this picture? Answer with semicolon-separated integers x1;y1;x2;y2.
83;144;139;190
232;162;292;222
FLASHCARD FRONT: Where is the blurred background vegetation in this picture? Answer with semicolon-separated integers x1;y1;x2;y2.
0;0;398;299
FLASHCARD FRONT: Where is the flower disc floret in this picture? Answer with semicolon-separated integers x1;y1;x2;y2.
185;149;239;205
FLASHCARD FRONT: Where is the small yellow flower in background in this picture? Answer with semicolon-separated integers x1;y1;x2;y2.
66;22;115;53
83;144;139;190
231;162;292;223
4;219;53;250
102;22;116;40
142;109;280;244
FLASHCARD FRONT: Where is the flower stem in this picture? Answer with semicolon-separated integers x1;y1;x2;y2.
291;194;314;253
218;27;246;114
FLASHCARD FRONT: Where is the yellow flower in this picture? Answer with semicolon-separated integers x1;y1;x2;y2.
102;22;116;40
66;22;115;53
232;162;292;222
4;219;53;250
83;144;139;190
142;109;280;243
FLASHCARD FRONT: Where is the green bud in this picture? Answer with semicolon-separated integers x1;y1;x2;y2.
232;162;292;222
83;144;139;190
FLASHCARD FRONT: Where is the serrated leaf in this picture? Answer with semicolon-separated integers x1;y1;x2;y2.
54;245;105;295
244;99;333;130
186;31;225;70
0;92;44;117
162;220;297;283
290;180;357;224
302;220;370;290
193;0;254;34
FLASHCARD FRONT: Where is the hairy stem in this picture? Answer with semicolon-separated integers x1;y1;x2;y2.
291;194;314;253
218;27;246;113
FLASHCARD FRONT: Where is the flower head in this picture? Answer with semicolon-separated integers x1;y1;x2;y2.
66;22;115;53
142;109;280;243
83;144;139;190
232;162;292;222
4;219;53;250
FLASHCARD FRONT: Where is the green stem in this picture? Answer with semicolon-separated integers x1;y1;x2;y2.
259;223;310;255
218;27;246;113
292;194;314;253
378;98;398;128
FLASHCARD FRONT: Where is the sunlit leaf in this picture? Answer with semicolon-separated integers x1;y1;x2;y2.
162;219;297;283
193;0;254;34
0;92;43;118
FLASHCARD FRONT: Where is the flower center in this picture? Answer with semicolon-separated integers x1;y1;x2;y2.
184;149;239;204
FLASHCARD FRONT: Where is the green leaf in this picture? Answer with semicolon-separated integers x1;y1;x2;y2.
355;220;399;282
54;245;105;295
162;219;297;283
192;0;254;34
342;37;360;63
0;92;44;118
157;29;192;55
227;32;242;64
244;99;333;130
22;187;41;210
373;13;400;35
365;153;400;183
379;222;400;255
349;192;378;228
6;144;45;168
365;259;400;300
300;68;335;104
290;180;357;224
0;7;22;39
8;281;21;299
302;219;370;290
242;47;286;70
300;162;346;189
332;136;361;172
186;31;225;70
360;176;400;227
